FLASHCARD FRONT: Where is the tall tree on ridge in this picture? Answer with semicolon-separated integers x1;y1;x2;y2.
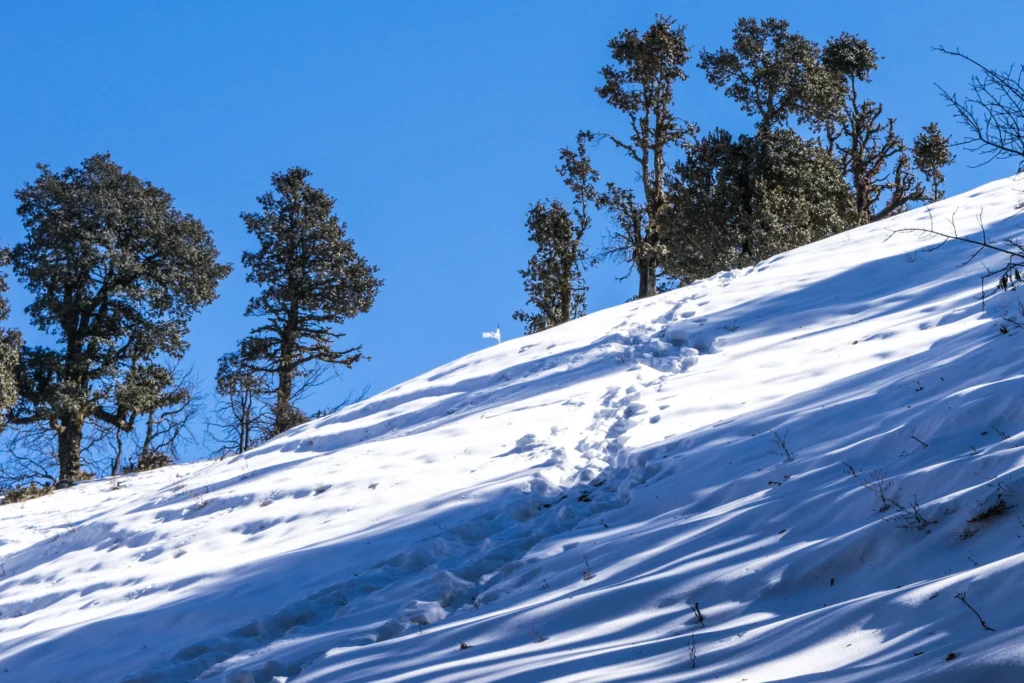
513;132;598;334
594;14;695;299
821;33;950;222
239;167;382;436
9;154;229;486
699;17;838;133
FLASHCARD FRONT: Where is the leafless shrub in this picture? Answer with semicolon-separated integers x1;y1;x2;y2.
768;430;795;462
860;469;895;513
893;495;936;531
967;483;1016;524
936;47;1024;172
891;208;1024;311
858;469;935;529
582;555;595;581
314;482;331;495
188;484;210;511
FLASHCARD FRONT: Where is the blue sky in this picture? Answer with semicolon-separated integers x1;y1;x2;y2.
1;1;1021;455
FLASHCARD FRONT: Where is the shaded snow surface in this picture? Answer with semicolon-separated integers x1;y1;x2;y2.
4;177;1024;682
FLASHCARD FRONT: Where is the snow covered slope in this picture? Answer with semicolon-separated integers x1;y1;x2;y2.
4;177;1024;683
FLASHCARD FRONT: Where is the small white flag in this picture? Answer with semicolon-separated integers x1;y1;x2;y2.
482;325;501;344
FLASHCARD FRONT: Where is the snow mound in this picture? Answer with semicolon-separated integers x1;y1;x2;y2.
3;177;1024;682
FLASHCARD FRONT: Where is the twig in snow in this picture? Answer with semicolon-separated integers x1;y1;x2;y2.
955;591;996;631
690;602;705;628
768;430;795;462
530;626;548;643
582;555;595;581
910;436;929;449
688;634;697;669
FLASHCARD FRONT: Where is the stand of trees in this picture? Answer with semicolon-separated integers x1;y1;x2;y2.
514;15;956;326
0;158;381;497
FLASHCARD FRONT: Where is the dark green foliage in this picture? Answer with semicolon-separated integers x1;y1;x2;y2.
821;33;946;222
239;167;382;436
594;15;695;299
821;32;878;82
699;17;836;132
514;133;597;334
513;201;586;334
9;154;230;486
913;123;954;201
0;250;21;431
664;128;852;282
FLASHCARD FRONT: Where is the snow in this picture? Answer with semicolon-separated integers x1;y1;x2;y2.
3;177;1024;682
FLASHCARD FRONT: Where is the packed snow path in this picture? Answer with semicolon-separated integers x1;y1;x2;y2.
3;177;1024;682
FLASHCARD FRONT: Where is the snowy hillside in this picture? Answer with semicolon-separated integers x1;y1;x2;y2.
4;177;1024;683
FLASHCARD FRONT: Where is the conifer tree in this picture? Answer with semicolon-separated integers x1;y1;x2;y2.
594;15;695;299
9;154;230;486
913;122;954;202
0;250;20;430
821;33;947;222
513;201;584;334
514;133;597;334
664;128;851;282
699;17;836;132
238;168;382;436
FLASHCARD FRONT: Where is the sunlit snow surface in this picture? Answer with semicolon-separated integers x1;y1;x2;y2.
3;178;1024;682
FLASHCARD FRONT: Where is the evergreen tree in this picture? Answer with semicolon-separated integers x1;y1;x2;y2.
698;17;837;132
913;122;954;202
664;128;852;282
0;250;21;429
821;33;947;222
9;154;230;486
239;168;382;436
513;201;585;334
513;132;598;334
594;15;695;299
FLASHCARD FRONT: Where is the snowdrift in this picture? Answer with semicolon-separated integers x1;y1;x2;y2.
3;177;1024;682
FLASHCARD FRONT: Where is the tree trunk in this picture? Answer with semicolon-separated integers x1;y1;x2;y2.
56;413;85;487
273;366;295;436
637;257;658;299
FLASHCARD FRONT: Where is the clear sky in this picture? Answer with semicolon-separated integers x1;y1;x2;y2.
1;1;1021;457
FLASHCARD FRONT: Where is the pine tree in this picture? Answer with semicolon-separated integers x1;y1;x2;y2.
9;154;230;486
513;201;585;334
594;15;695;299
238;167;382;436
514;133;597;334
913;122;954;202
